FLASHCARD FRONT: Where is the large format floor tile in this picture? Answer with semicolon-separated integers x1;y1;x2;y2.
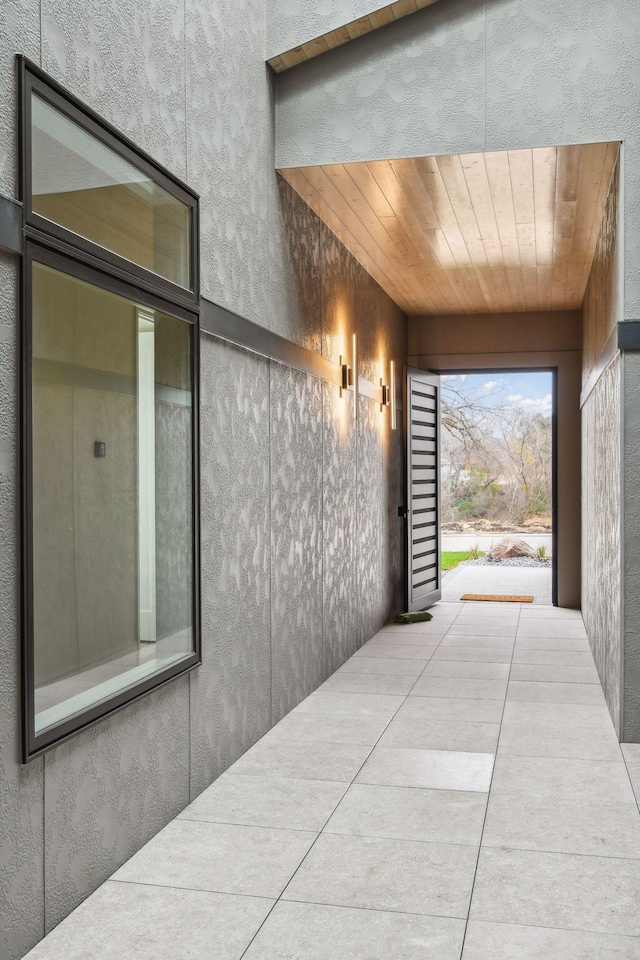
470;847;640;936
267;710;391;746
509;663;600;683
462;920;640;959
112;820;315;898
26;599;640;960
230;738;371;782
336;656;426;676
356;746;495;792
483;792;640;858
498;721;622;761
244;901;466;960
398;696;504;723
506;680;606;704
423;660;511;680
294;690;405;719
410;677;508;700
379;715;500;753
490;755;635;803
24;882;274;960
179;773;348;832
431;646;512;663
319;672;418;695
283;833;478;917
324;783;487;845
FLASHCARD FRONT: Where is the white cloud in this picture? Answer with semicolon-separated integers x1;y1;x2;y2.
508;393;553;415
442;374;467;383
483;380;499;392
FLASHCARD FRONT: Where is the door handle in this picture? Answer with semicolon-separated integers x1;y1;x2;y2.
398;506;408;520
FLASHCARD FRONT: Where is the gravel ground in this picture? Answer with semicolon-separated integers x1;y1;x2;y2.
462;557;552;568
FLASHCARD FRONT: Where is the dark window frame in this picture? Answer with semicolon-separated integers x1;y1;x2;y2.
19;57;199;309
19;58;201;762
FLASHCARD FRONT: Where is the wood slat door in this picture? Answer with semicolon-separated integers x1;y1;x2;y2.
406;368;441;611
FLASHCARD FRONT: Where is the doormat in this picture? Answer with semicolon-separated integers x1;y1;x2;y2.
461;594;534;603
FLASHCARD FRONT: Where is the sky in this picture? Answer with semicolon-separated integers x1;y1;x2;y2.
441;371;554;417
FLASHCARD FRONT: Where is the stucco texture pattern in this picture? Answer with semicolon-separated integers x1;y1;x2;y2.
275;0;640;317
43;679;190;932
187;0;271;322
0;0;40;198
266;0;396;59
270;363;324;722
623;353;640;742
41;0;187;181
323;383;358;676
582;356;621;734
270;174;323;351
191;337;272;796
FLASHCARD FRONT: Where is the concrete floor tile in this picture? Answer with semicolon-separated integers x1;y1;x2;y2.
431;646;512;663
319;673;417;696
337;656;426;676
23;882;273;960
470;847;640;936
498;722;622;762
356;746;494;792
462;920;640;959
410;677;508;701
283;833;477;917
369;630;447;645
294;691;404;720
519;606;584;619
509;663;600;683
490;755;634;803
439;635;514;650
502;700;614;728
354;641;437;660
483;793;640;858
515;636;590;652
379;621;455;634
231;738;371;782
447;623;517;638
423;660;511;680
244;901;465;960
517;620;587;639
268;710;391;746
324;783;487;845
622;743;640;762
380;716;500;753
178;773;348;832
112;820;315;898
511;649;597;667
506;681;606;704
626;763;640;803
399;696;504;723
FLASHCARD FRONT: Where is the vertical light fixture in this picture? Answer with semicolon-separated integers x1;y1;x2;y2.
390;359;396;430
352;333;358;419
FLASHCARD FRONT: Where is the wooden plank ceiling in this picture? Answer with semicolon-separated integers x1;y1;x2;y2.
280;143;619;316
268;0;440;73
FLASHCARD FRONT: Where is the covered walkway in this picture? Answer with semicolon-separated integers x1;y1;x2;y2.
26;603;640;959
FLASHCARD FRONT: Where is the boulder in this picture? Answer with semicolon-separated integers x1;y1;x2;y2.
487;537;538;560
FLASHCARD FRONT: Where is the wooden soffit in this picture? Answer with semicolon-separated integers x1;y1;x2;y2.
268;0;440;73
280;143;619;317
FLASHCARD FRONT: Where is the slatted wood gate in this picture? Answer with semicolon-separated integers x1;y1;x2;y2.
405;368;441;611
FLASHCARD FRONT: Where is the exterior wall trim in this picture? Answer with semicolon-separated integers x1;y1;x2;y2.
580;322;640;409
0;194;386;405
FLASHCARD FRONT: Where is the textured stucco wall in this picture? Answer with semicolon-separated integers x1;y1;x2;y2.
0;9;406;960
275;0;640;320
623;352;640;742
266;0;395;59
581;357;622;734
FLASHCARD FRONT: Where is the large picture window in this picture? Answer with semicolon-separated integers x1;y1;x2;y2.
20;60;200;759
